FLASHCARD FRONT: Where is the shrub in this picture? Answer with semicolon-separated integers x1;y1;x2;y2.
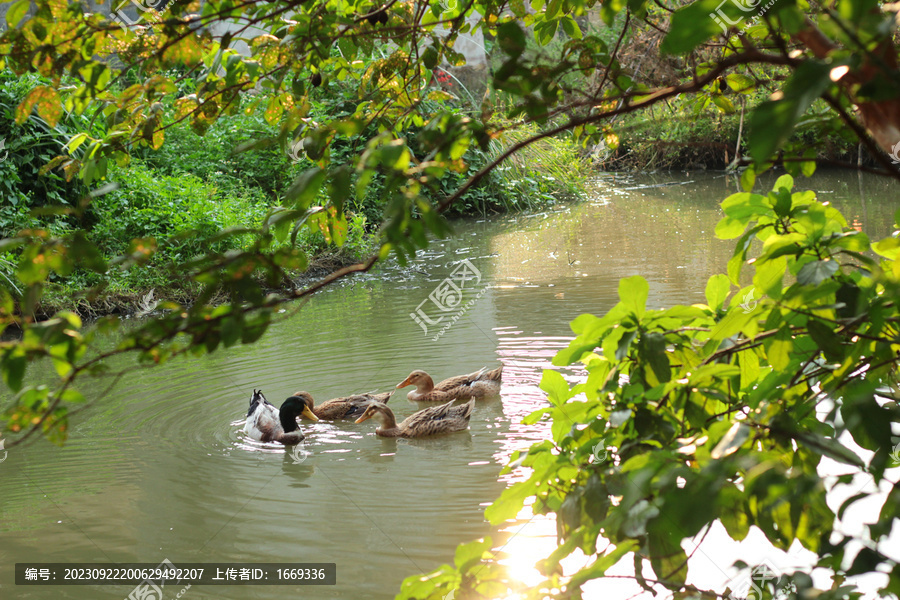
0;70;94;237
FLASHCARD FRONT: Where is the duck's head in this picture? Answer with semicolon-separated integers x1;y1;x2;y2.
354;401;393;425
396;370;433;391
290;391;320;421
280;394;319;431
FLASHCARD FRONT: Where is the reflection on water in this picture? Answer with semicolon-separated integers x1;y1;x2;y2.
0;170;895;599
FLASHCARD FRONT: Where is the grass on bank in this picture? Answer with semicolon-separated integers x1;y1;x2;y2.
603;93;862;171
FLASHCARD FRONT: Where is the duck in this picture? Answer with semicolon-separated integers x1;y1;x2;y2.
291;390;393;421
354;399;476;438
243;389;318;445
396;365;503;401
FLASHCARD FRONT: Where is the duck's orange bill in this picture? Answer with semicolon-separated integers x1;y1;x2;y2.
301;407;319;422
354;414;372;424
396;377;413;389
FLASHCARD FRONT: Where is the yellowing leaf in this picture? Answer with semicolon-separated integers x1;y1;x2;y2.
161;35;203;66
16;86;63;127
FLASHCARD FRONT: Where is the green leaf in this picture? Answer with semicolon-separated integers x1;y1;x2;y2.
792;431;866;469
773;174;794;192
738;348;760;390
873;236;900;260
718;484;750;541
712;94;735;113
546;0;562;19
648;530;688;588
599;0;625;25
614;328;637;361
806;319;842;362
639;332;671;384
715;217;749;239
221;315;242;348
740;166;756;192
560;16;583;39
711;422;750;459
232;138;275;155
2;348;26;392
540;369;572;406
454;537;492;571
797;259;839;286
284;167;326;209
707;306;756;344
840;381;893;453
497;22;527;57
747;61;833;164
5;0;29;28
422;46;439;70
485;479;536;524
764;327;793;371
535;19;559;45
660;0;724;55
771;187;792;218
705;274;731;310
726;73;755;93
728;224;767;283
68;232;107;273
569;541;638;588
719;192;773;229
754;255;786;299
618;276;648;319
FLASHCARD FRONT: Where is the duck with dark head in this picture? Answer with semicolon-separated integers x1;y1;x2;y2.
243;390;318;445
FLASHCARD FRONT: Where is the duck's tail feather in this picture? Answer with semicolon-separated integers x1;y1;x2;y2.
456;398;476;420
357;390;392;404
471;366;488;379
375;390;393;404
247;389;266;417
480;365;503;382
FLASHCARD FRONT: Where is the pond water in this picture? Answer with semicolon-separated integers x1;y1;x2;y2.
0;170;896;600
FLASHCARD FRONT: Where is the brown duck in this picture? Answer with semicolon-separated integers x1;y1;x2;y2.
354;399;476;438
291;390;393;421
396;365;503;402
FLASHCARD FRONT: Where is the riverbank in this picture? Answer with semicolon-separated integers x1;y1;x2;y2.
599;99;865;171
4;69;591;321
37;252;361;320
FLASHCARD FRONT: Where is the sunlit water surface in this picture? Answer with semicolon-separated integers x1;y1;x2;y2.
1;170;897;599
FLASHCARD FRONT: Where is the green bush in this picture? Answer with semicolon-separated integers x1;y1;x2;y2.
0;70;94;237
141;103;297;200
93;161;269;258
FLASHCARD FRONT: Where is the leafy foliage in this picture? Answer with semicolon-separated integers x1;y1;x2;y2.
0;70;93;237
397;176;900;598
